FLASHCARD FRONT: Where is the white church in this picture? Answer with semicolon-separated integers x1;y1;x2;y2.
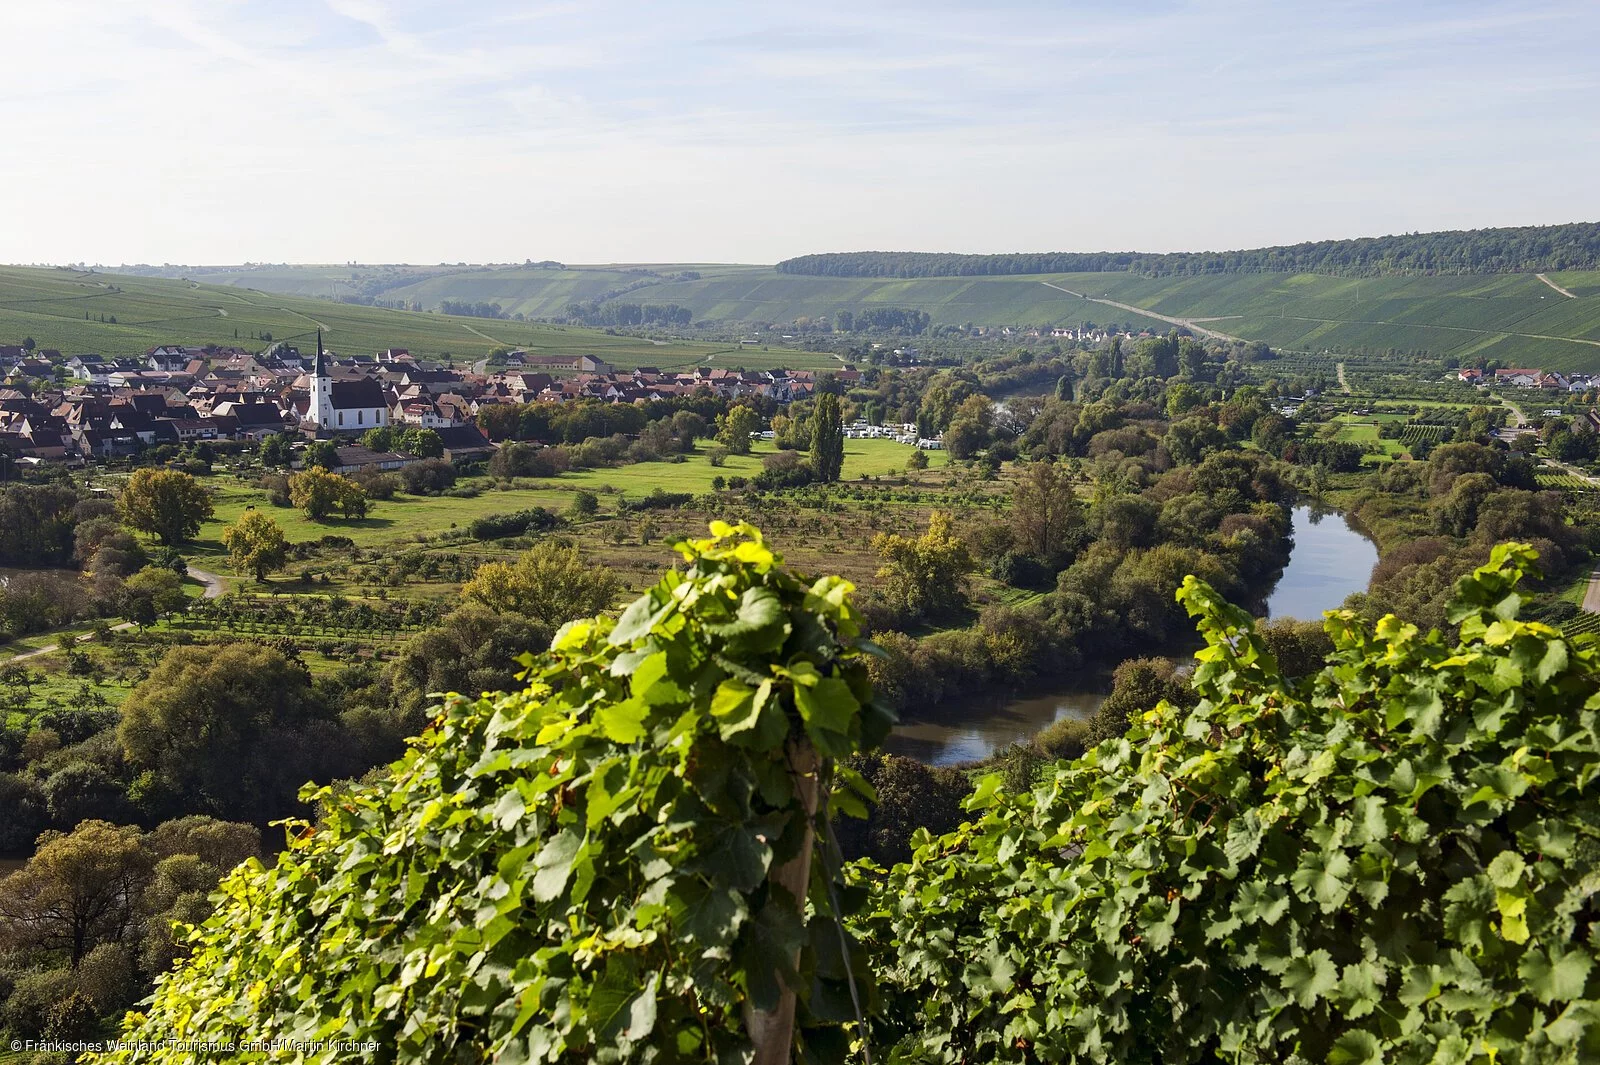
304;334;389;434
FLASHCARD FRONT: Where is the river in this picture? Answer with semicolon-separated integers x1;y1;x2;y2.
884;504;1378;765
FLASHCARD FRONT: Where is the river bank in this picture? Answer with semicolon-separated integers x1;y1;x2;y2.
886;503;1379;765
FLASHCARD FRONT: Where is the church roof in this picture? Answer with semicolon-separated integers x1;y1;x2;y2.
328;378;386;410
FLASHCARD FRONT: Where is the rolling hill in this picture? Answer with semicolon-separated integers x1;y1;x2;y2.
0;266;794;369
95;220;1600;371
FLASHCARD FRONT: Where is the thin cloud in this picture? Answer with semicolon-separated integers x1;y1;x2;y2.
0;0;1595;263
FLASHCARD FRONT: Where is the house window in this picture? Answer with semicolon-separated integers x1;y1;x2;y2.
338;411;344;426
358;410;364;425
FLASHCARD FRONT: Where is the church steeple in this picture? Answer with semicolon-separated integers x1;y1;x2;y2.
313;329;329;377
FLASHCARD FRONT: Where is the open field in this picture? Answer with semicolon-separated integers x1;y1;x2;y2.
0;266;831;367
185;438;950;572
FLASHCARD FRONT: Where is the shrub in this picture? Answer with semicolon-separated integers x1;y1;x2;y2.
1;968;75;1038
400;458;458;495
465;507;562;541
835;753;971;866
855;543;1600;1062
489;442;569;479
104;524;891;1064
353;470;401;500
618;488;692;513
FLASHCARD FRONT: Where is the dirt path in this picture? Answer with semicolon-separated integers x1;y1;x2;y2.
1581;573;1600;613
188;564;225;598
1039;281;1245;342
1497;393;1528;428
3;567;223;662
5;622;136;662
1537;273;1578;299
279;306;330;333
460;321;514;346
1337;362;1351;394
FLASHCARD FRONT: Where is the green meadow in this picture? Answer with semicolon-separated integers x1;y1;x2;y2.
185;437;948;571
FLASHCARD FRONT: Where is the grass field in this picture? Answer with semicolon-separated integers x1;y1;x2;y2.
0;266;837;368
113;261;1600;370
185;438;950;571
1328;413;1408;462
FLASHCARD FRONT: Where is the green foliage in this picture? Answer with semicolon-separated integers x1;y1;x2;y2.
460;541;622;629
852;542;1600;1063
287;467;366;521
871;511;974;623
104;524;893;1064
118;468;213;546
811;393;845;483
117;644;343;824
777;224;1600;279
716;406;762;455
220;510;288;582
117;565;188;626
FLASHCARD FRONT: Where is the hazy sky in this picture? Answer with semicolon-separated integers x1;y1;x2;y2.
2;0;1595;265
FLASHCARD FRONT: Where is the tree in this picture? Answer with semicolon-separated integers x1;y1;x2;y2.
118;565;187;626
288;467;363;521
809;393;845;482
1162;414;1227;465
905;448;929;471
716;405;762;454
221;510;288;582
0;820;151;966
871;510;974;621
118;468;213;546
397;427;444;459
118;643;338;824
566;489;599;519
460;541;621;628
401;458;458;494
943;393;994;459
305;439;339;470
1011;460;1084;565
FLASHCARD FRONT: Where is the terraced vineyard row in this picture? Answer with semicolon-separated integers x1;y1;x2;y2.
1535;471;1599;492
1400;423;1453;446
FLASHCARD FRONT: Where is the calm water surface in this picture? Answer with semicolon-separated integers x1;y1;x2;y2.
884;687;1107;766
887;504;1377;764
1263;505;1379;621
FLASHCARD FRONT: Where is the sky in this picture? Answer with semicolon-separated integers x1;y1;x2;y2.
1;0;1595;265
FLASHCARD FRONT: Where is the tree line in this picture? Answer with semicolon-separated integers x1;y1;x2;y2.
561;301;695;327
776;221;1600;278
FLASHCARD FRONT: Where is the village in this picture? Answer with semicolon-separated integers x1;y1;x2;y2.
0;340;865;469
1455;365;1599;391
